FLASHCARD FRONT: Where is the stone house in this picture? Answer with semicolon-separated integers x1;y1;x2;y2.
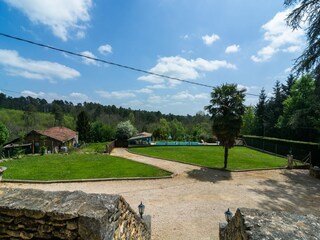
3;127;78;155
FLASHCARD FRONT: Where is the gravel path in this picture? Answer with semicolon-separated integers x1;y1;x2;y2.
2;148;320;240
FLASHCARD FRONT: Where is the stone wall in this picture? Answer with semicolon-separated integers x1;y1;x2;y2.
310;166;320;179
220;208;320;240
0;188;151;240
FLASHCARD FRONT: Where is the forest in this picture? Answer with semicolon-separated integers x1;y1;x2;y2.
0;92;212;143
1;72;319;144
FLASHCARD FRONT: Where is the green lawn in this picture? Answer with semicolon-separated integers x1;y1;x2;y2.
75;142;110;154
129;146;288;170
1;154;171;181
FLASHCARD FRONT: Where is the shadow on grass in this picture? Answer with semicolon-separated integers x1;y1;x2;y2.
249;170;320;216
186;167;232;183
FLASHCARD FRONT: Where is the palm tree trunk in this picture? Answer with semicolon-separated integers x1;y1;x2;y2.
224;147;228;169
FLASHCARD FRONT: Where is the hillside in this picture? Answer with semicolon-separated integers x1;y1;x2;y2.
0;108;75;141
0;94;212;142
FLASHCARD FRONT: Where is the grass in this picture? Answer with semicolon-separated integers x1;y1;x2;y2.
129;146;288;170
75;142;110;154
1;154;171;181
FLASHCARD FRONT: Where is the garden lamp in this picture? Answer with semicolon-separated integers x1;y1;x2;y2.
224;208;233;223
138;202;145;219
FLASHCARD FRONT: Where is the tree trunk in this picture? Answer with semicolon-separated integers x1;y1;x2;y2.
224;147;228;169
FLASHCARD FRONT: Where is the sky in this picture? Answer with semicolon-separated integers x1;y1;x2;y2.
0;0;306;115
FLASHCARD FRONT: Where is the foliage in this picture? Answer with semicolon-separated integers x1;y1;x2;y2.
52;103;64;126
241;106;255;135
285;0;320;75
130;146;287;170
205;84;246;168
75;142;111;154
279;75;317;140
90;122;115;142
243;135;320;166
169;119;186;141
0;108;75;141
1;154;171;180
76;111;91;142
253;88;267;136
115;120;137;140
0;122;9;145
0;93;212;142
285;0;320;120
40;146;46;156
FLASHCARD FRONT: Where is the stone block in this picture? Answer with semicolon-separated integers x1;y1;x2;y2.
220;208;320;240
0;188;151;240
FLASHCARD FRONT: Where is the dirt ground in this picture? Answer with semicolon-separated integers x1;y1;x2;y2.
1;148;320;240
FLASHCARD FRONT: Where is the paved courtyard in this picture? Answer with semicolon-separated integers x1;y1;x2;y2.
2;148;320;239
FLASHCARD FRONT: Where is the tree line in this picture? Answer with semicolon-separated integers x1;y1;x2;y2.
242;74;319;142
0;93;212;143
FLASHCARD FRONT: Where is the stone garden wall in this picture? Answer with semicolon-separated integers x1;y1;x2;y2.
220;208;320;240
0;188;151;240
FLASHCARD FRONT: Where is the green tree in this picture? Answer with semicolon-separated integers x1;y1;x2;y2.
279;75;318;140
241;106;255;135
0;122;9;146
285;0;320;75
265;80;285;136
76;111;91;142
282;74;296;98
159;118;170;140
90;122;116;142
170;119;186;141
115;120;137;140
254;88;268;136
52;104;64;126
205;84;246;168
285;0;320;117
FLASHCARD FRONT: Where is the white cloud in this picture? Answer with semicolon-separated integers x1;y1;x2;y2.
0;49;80;81
80;51;99;66
76;31;86;39
284;67;292;74
4;0;92;41
251;8;305;62
21;90;90;103
148;95;168;104
96;90;136;99
283;45;301;53
98;44;112;55
70;92;89;102
236;85;258;93
202;34;220;46
171;91;209;101
135;88;153;94
182;34;189;39
138;56;236;87
225;44;240;54
21;90;46;98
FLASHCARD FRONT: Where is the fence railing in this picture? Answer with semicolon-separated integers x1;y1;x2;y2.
106;140;115;154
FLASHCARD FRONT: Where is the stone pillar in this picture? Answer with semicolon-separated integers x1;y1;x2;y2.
287;154;293;169
219;222;227;239
0;166;7;181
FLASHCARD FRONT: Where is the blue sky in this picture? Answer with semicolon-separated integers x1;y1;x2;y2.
0;0;305;115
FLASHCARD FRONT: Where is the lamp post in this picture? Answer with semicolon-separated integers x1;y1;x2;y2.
138;202;145;219
224;208;233;223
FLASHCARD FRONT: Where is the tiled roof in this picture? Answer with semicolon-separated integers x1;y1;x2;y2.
35;127;77;143
128;132;152;140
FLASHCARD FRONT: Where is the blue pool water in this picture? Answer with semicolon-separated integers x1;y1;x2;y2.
153;142;202;146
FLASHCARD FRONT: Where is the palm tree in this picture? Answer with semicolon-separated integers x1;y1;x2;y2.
205;84;246;169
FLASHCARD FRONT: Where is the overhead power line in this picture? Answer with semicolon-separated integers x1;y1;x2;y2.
0;32;260;97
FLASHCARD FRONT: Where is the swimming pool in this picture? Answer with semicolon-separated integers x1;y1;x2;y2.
152;141;203;146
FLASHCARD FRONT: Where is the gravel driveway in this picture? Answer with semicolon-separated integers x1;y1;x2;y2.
2;148;320;240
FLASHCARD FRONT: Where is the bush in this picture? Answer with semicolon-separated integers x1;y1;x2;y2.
40;146;46;156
